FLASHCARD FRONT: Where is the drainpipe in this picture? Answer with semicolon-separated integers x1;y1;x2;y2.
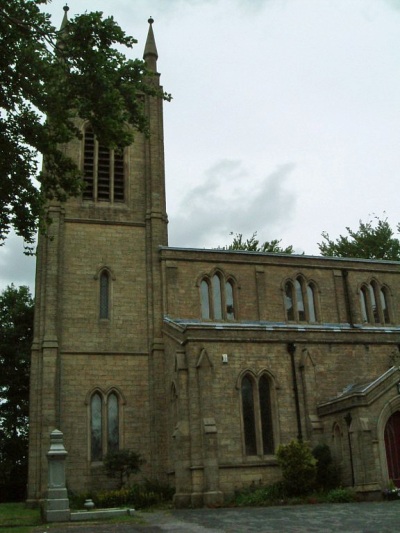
344;412;355;486
287;342;303;441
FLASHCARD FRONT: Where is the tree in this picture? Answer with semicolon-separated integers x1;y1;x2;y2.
0;285;34;501
103;449;145;489
224;232;294;254
318;216;400;260
0;1;171;249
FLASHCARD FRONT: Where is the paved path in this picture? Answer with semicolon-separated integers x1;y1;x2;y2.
34;502;400;532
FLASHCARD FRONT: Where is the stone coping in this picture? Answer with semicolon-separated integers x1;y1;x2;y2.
70;508;135;521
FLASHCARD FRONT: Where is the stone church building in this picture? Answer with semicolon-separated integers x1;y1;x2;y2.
28;16;400;507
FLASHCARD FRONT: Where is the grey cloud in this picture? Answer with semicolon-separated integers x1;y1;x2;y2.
0;233;36;293
168;160;296;249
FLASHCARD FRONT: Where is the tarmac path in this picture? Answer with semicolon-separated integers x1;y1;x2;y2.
33;501;400;533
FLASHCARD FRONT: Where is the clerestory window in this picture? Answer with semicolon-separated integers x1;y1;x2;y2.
200;271;236;320
83;125;125;202
359;280;391;325
284;276;318;322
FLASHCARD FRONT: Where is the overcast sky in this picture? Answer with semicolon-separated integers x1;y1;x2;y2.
1;0;400;292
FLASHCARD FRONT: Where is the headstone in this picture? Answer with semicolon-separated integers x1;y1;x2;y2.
45;429;71;522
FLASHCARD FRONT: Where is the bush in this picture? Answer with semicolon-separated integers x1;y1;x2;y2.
312;444;340;491
103;449;145;489
234;481;286;506
325;487;357;503
276;440;317;496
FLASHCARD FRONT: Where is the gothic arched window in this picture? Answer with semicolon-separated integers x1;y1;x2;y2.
83;125;125;203
241;373;275;456
99;270;110;319
359;280;391;325
284;276;319;323
90;390;121;461
199;271;237;320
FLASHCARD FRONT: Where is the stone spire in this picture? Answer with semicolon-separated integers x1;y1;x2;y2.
143;17;158;72
57;5;69;50
60;4;69;30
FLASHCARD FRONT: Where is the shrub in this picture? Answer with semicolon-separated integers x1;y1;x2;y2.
325;487;357;503
276;440;317;496
312;443;340;491
234;481;286;506
103;449;145;489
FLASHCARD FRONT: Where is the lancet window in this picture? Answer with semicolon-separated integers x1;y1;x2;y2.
359;280;391;325
284;276;318;323
241;373;275;456
200;271;236;320
90;390;120;462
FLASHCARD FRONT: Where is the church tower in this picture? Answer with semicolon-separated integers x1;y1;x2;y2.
28;14;168;501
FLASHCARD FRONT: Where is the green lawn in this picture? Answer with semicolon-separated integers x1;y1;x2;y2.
0;502;42;533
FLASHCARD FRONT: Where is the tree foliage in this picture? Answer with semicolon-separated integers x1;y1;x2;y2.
224;232;294;254
318;216;400;260
0;0;170;248
0;285;34;501
103;449;145;489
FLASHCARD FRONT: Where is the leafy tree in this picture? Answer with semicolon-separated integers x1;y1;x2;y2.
0;285;34;502
224;232;294;253
103;449;145;489
0;0;170;249
318;216;400;260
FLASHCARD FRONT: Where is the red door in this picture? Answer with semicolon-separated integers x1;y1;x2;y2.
384;411;400;487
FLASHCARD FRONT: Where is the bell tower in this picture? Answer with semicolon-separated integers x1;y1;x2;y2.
28;15;168;501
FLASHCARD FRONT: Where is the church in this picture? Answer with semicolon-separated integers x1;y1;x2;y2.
28;15;400;507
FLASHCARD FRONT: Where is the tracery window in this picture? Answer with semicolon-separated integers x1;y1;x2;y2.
83;125;125;202
359;280;391;325
200;271;236;320
241;373;275;456
90;390;121;461
284;276;319;322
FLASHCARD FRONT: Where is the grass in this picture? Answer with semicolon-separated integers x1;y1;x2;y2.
0;502;42;533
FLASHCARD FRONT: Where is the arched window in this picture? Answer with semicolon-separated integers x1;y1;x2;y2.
360;286;369;323
359;280;391;325
241;373;275;456
200;280;210;319
90;390;121;461
99;270;110;319
212;274;222;320
295;278;305;321
307;283;317;322
83;125;125;203
380;287;390;324
241;375;257;455
284;281;294;321
284;276;319;323
226;280;235;320
199;271;237;321
91;393;103;461
107;392;119;452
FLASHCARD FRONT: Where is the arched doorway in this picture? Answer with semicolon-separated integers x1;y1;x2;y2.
384;411;400;487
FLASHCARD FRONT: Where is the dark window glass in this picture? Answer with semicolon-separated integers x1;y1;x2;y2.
259;376;274;454
212;274;222;319
307;284;317;322
100;271;109;319
369;282;379;323
360;286;369;323
226;280;235;320
107;393;119;452
285;281;294;321
380;288;390;324
295;278;305;321
242;376;257;455
91;393;102;461
200;280;210;319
